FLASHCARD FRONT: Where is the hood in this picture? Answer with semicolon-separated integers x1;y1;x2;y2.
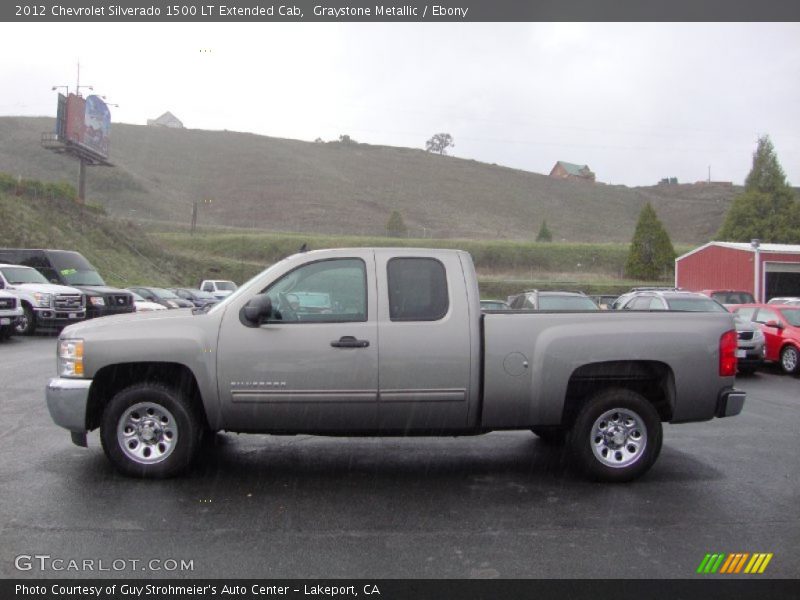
12;282;84;295
61;306;194;337
733;315;757;332
72;285;132;296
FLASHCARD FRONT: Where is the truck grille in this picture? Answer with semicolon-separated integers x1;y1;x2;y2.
0;297;16;310
109;294;132;307
54;294;84;310
738;331;754;341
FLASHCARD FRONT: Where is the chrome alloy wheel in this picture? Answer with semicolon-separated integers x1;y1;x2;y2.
590;408;648;468
117;402;178;464
781;346;798;373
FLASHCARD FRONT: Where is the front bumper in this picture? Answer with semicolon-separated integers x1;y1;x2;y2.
0;306;23;325
35;308;86;328
46;378;92;434
716;388;746;418
86;304;135;319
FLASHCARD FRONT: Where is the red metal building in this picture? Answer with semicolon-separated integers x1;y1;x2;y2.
675;242;800;302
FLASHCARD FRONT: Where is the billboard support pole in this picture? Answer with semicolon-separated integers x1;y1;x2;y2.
77;159;87;205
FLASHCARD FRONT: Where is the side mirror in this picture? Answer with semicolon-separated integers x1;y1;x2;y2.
241;294;273;327
765;320;784;330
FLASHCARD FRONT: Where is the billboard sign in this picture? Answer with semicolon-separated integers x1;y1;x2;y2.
58;93;111;160
83;95;111;158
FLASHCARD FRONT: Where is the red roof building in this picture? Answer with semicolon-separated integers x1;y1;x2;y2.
675;242;800;302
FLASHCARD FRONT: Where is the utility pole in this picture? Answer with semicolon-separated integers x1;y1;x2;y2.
190;201;198;234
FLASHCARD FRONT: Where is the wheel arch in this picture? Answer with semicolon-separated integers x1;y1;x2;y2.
561;360;675;429
86;362;210;432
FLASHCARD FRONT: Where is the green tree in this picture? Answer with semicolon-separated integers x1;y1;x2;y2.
425;133;454;155
625;203;676;280
535;220;553;242
386;210;408;238
718;135;800;243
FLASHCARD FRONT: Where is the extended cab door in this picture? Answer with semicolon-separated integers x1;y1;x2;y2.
374;250;475;431
216;252;378;432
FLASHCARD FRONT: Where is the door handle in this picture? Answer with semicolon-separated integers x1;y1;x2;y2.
331;336;370;348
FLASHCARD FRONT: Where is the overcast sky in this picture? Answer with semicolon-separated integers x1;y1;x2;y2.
1;22;799;187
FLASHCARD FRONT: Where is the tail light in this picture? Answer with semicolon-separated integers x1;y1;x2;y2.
719;329;738;377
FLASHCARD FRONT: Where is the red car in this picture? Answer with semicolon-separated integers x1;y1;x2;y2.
733;304;800;374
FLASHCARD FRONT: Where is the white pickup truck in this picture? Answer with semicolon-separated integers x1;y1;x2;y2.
0;290;23;340
46;248;745;482
0;264;86;334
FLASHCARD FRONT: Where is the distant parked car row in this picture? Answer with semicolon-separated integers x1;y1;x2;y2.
0;247;238;341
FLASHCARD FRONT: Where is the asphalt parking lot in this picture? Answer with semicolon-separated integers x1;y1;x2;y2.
0;336;798;579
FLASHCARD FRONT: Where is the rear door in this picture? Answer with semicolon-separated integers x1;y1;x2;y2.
374;250;473;431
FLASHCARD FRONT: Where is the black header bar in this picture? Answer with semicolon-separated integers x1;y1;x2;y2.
4;0;800;22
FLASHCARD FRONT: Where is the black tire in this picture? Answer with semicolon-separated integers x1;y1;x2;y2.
568;388;663;483
0;325;12;340
779;345;799;375
14;304;35;336
100;383;201;478
531;426;567;445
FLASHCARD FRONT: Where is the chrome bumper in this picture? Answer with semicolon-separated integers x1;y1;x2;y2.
46;378;92;435
716;389;746;418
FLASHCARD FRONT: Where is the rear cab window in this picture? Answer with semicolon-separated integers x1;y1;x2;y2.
387;257;449;321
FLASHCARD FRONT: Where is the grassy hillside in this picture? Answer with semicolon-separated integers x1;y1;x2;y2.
1;116;739;244
0;184;263;288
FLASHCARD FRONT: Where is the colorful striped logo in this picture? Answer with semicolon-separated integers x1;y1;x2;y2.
697;553;773;574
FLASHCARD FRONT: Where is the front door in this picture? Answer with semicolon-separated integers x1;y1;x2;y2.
217;254;378;432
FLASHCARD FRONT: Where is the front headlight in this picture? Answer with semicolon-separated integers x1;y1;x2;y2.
58;339;85;378
33;292;51;307
88;296;106;306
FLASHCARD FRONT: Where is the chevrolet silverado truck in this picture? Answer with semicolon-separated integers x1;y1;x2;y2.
46;248;745;482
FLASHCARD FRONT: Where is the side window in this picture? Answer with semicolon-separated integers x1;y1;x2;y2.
648;298;667;310
387;258;449;321
202;282;214;292
263;258;367;323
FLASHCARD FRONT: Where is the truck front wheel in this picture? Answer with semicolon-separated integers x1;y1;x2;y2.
100;384;201;478
15;305;35;335
568;389;662;483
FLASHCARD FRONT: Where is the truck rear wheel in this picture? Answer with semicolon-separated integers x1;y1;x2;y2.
100;383;201;478
568;388;662;482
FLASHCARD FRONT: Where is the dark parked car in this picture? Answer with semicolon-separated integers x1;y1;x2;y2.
171;288;220;309
127;287;195;309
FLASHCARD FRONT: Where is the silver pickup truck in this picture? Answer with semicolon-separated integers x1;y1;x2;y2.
46;248;745;482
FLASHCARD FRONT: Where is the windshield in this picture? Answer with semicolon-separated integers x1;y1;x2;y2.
130;291;146;302
711;291;755;304
539;296;599;310
215;281;237;291
48;251;107;286
151;288;180;300
0;266;49;285
666;297;728;312
781;309;800;327
59;269;106;286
